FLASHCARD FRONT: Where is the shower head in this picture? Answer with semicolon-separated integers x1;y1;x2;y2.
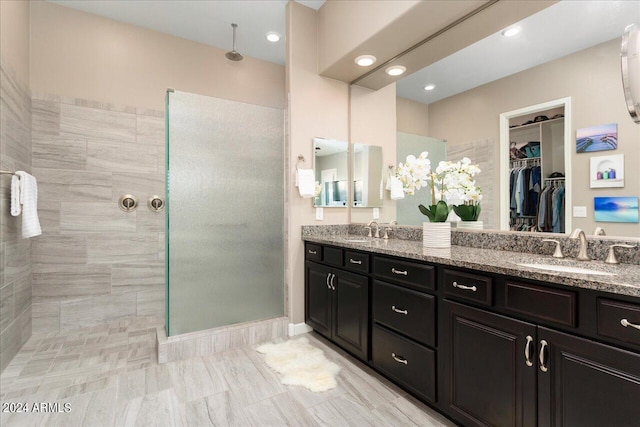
225;23;243;61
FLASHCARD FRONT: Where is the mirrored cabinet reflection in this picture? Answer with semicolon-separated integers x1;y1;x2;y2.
352;143;383;208
313;137;349;208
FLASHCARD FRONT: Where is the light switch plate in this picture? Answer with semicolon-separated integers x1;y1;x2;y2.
573;206;587;217
373;208;380;219
315;207;323;220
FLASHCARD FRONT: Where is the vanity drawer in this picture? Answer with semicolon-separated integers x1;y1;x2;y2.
323;246;343;267
373;281;435;347
504;281;576;327
443;269;493;306
344;250;369;274
597;298;640;347
372;325;436;403
373;256;435;292
305;243;322;262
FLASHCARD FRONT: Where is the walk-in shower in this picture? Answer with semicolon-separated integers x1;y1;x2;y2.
165;90;284;336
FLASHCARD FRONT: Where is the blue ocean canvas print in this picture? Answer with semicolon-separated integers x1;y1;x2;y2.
594;197;639;223
576;123;617;153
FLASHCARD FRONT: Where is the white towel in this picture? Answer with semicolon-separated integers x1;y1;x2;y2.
11;175;21;216
296;168;315;198
12;171;42;239
389;176;405;200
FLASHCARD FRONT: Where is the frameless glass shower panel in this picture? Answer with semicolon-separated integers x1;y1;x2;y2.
167;91;284;336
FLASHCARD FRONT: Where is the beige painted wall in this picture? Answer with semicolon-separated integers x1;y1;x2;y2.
429;38;640;237
30;1;285;111
286;2;350;324
0;0;30;84
350;84;397;224
397;96;429;136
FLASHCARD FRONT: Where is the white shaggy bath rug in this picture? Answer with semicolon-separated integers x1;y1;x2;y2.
256;337;341;392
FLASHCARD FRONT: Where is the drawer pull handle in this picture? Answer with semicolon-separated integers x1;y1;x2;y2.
524;335;534;367
391;268;408;276
621;319;640;331
349;259;362;265
330;274;336;291
308;249;317;255
326;273;331;290
539;340;549;373
391;306;408;315
453;281;477;292
391;353;408;365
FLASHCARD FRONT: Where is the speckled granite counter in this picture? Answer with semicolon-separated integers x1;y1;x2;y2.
303;234;640;298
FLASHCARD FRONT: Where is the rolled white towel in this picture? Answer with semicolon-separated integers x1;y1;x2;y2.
389;176;405;200
14;171;42;239
296;168;315;198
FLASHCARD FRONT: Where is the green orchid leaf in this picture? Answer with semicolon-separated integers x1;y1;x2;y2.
418;204;434;221
434;200;449;222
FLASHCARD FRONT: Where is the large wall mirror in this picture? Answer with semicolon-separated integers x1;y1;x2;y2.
352;143;383;208
374;0;640;238
313;137;349;208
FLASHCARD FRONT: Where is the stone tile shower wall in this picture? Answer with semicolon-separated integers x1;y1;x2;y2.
0;64;33;373
30;93;165;334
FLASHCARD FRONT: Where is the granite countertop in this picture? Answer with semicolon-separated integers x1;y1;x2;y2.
303;234;640;298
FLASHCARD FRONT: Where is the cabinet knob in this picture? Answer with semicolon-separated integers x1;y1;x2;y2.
349;259;362;265
524;335;534;367
453;281;477;292
621;318;640;331
326;273;331;290
391;353;408;365
308;249;317;255
391;305;408;315
391;268;408;276
539;340;549;373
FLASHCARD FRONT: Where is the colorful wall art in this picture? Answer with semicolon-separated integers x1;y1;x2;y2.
590;154;624;188
576;123;618;153
594;197;639;223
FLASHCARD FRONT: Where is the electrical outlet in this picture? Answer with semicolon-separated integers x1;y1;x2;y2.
573;206;587;217
315;207;323;220
373;208;380;219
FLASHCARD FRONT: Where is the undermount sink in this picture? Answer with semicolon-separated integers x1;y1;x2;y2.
343;239;371;243
517;263;616;276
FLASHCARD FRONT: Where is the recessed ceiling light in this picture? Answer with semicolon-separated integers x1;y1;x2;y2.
501;27;520;37
265;32;281;42
355;55;377;67
424;84;436;91
385;65;406;76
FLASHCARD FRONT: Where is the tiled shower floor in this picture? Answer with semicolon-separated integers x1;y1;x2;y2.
0;318;453;426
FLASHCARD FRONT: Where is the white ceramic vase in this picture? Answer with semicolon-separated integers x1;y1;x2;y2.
457;221;484;230
423;222;451;248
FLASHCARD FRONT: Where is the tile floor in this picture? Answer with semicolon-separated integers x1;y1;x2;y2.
0;318;454;426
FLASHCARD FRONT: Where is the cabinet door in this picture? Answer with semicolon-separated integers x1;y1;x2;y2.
538;327;640;427
305;262;332;338
442;301;537;427
332;269;369;361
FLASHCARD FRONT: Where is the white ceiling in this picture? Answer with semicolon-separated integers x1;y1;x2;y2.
396;0;640;105
48;0;326;65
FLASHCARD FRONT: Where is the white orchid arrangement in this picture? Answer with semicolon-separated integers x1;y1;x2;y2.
396;152;482;222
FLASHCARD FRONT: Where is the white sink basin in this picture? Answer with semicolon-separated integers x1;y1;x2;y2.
343;239;371;243
517;263;616;276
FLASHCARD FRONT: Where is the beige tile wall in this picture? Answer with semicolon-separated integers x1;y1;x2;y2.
30;93;165;334
0;63;33;373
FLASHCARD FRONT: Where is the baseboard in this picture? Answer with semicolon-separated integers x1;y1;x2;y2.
288;322;313;336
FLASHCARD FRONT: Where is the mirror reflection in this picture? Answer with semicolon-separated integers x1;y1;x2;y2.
313;137;349;208
390;0;640;237
352;143;383;208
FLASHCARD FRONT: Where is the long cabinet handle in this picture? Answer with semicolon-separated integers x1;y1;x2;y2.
391;353;408;365
524;335;534;367
621;319;640;331
349;259;362;265
539;340;549;373
326;273;331;290
391;305;408;315
308;249;317;255
330;274;336;290
391;268;408;276
453;281;477;292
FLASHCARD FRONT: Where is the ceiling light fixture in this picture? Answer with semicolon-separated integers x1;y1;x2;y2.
385;65;406;76
501;27;521;37
424;84;436;91
355;55;377;67
266;32;280;42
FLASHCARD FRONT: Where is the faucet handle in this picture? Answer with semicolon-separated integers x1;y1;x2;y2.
605;244;637;264
542;239;564;258
364;226;372;238
383;228;392;240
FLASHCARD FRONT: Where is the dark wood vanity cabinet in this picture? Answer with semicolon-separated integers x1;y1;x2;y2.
304;244;369;361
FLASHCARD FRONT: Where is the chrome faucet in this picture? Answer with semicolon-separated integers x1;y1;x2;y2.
367;220;380;238
593;227;606;236
570;228;591;261
389;220;398;225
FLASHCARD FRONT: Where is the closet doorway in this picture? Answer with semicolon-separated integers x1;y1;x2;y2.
499;98;572;233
